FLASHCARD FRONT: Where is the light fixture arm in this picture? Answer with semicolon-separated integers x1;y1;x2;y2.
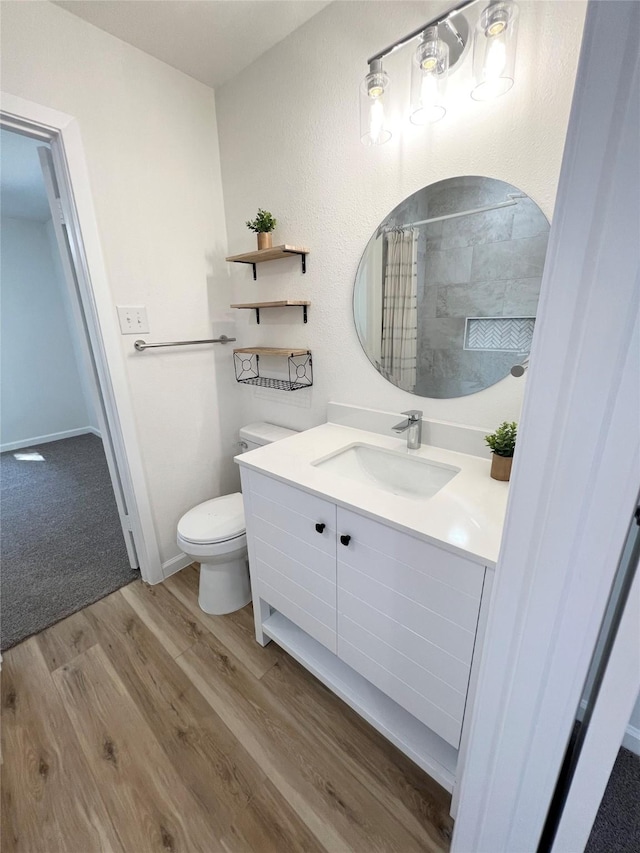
444;18;465;48
366;0;480;65
369;58;383;74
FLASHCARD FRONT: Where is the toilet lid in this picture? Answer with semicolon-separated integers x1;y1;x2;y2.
178;493;245;544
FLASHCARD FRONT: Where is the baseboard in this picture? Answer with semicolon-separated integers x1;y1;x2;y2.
622;723;640;756
86;426;102;438
161;552;193;581
0;427;99;453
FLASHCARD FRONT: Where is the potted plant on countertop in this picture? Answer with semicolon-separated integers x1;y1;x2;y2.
485;421;517;481
246;208;277;251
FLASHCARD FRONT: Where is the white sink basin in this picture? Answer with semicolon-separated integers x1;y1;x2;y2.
312;442;460;501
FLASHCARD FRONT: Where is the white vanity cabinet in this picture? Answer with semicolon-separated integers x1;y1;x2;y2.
241;468;489;791
242;469;338;652
335;507;484;749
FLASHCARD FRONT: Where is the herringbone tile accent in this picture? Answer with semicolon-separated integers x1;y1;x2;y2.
464;317;535;352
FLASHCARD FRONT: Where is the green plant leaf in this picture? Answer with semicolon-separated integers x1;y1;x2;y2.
484;421;517;457
246;208;277;233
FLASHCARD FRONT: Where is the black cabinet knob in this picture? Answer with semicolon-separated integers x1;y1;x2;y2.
340;534;351;547
315;522;326;534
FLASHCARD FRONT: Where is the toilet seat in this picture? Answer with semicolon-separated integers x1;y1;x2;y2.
177;493;245;545
177;529;247;560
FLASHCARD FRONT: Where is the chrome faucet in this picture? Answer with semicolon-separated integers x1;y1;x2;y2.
392;410;423;450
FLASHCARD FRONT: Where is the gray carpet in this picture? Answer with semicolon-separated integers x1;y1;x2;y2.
587;746;640;852
1;433;138;650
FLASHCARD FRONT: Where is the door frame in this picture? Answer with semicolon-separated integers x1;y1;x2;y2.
452;1;640;849
1;92;163;584
37;143;137;570
552;552;639;851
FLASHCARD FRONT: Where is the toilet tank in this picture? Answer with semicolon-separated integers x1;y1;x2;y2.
238;422;298;452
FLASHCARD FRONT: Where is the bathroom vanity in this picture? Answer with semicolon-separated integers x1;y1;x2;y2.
236;413;509;815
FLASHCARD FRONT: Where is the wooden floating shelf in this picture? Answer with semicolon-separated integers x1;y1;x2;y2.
225;245;310;280
230;300;310;324
233;347;310;357
226;245;309;264
231;301;310;308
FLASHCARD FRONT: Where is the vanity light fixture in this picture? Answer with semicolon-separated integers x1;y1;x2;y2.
360;59;392;146
410;26;449;125
471;0;520;101
360;0;520;145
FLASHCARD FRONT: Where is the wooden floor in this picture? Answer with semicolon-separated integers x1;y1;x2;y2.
1;565;453;853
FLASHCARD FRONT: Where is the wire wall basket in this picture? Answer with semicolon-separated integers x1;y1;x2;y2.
233;350;313;391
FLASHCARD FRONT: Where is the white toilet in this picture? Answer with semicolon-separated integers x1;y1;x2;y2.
177;422;297;615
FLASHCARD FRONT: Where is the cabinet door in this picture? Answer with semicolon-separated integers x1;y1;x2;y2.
244;470;337;651
336;507;485;748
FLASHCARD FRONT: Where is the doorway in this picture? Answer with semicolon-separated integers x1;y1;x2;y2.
540;503;640;851
0;127;139;649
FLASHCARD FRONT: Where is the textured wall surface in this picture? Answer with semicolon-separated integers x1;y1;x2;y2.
217;0;587;432
1;2;240;565
0;0;588;566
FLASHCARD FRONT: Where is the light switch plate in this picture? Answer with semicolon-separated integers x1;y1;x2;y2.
117;305;149;335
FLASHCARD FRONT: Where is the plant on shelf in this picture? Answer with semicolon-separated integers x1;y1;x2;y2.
485;421;517;481
246;209;277;251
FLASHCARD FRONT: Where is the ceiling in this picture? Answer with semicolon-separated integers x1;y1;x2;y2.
0;130;52;222
52;0;332;89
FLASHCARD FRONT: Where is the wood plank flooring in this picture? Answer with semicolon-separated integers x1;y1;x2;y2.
1;564;454;853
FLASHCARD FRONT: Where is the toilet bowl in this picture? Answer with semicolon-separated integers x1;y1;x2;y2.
177;422;297;615
177;493;250;615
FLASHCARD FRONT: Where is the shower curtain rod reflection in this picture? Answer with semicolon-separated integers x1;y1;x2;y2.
383;194;526;232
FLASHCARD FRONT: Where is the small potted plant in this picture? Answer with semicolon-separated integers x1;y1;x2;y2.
246;208;277;251
485;421;517;481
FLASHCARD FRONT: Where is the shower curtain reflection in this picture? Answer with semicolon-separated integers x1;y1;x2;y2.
380;227;417;392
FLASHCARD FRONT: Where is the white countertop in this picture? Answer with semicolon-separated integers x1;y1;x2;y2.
235;423;509;568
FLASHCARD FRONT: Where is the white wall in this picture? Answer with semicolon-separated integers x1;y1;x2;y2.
0;0;588;566
0;215;92;448
1;2;240;566
216;0;587;432
45;217;100;433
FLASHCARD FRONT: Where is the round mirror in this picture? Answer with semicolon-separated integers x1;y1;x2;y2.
353;176;550;398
